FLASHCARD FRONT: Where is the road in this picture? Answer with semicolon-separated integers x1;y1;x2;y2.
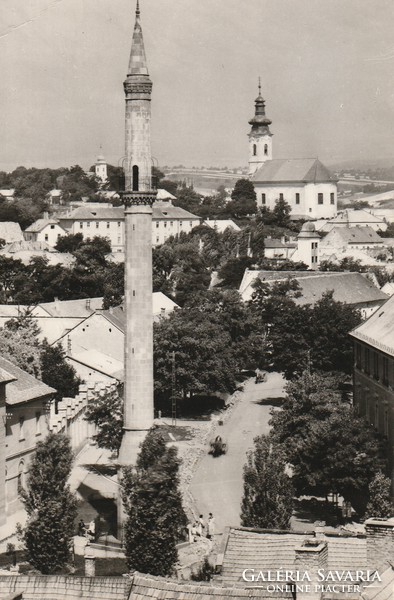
189;373;285;533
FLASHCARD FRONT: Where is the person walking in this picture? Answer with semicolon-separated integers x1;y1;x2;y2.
197;514;205;536
207;513;215;539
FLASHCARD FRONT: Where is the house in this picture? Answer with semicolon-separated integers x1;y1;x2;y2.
313;209;388;234
0;222;23;244
321;226;384;251
239;270;388;318
251;158;338;220
24;216;67;247
0;356;55;535
55;293;178;382
57;190;201;250
263;237;296;260
350;294;394;493
381;281;394;296
46;189;63;205
203;219;241;233
0;240;74;267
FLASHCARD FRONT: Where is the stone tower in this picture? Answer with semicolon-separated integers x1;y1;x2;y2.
248;80;273;175
118;0;156;466
95;151;108;184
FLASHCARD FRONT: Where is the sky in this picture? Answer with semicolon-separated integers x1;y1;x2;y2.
1;0;394;172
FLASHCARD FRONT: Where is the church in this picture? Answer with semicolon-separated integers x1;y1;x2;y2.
248;84;338;220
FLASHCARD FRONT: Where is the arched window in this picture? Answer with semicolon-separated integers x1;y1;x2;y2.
17;460;25;494
264;144;268;156
253;144;257;156
132;165;139;191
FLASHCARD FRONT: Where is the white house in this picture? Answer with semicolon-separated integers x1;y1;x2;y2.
24;217;67;247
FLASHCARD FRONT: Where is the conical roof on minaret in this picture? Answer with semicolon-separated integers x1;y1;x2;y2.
127;0;149;76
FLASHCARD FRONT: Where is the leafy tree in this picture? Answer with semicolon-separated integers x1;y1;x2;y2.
84;385;123;453
103;262;124;309
272;199;292;228
270;372;387;513
59;165;99;202
73;236;111;268
217;256;255;288
231;179;256;203
241;434;293;529
40;342;81;401
19;433;77;574
319;257;366;272
191;557;215;581
173;182;202;214
122;429;187;576
228;178;257;218
364;472;393;519
0;312;42;377
55;233;83;253
103;165;125;192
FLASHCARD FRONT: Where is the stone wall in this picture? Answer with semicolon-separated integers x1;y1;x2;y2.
365;518;394;572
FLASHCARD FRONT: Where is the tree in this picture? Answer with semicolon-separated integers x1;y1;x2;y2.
364;472;393;519
270;371;387;513
0;312;42;377
55;233;83;253
122;429;187;576
19;433;77;574
40;342;81;401
228;178;257;218
241;434;293;529
217;256;255;289
173;182;202;214
84;385;123;453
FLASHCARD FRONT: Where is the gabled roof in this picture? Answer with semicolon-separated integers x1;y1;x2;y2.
0;356;55;405
350;294;394;357
153;205;200;220
334;209;385;225
239;269;388;305
39;297;103;318
59;207;124;220
323;226;383;245
0;222;23;243
251;158;337;184
25;218;64;233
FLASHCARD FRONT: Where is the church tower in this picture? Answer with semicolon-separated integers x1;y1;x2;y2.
118;0;156;466
248;80;273;175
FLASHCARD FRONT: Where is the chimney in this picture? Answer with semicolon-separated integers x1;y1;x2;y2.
365;518;394;572
294;538;328;600
85;298;91;310
43;211;49;220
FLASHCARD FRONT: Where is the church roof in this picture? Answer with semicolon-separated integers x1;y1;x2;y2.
350;294;394;357
251;158;337;184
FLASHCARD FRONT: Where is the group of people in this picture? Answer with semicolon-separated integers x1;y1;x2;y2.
188;513;215;543
78;518;96;541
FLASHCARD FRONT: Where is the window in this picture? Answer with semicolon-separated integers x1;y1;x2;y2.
264;144;268;156
373;352;379;380
117;221;121;227
156;236;159;243
106;222;110;229
156;222;159;228
117;236;121;244
170;221;173;227
35;412;41;436
309;208;312;212
365;348;370;375
330;193;335;205
279;193;284;201
132;165;139;191
50;224;55;230
355;343;361;369
383;356;389;386
190;221;193;227
384;409;389;437
19;417;25;441
295;193;300;205
80;222;83;229
261;193;266;205
96;222;99;229
17;461;25;494
44;234;48;241
253;144;257;156
87;221;90;228
164;222;167;228
318;193;324;204
180;221;183;227
374;403;379;429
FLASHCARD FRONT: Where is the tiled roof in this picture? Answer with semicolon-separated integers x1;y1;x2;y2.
130;573;270;598
1;240;57;253
350;294;394;357
333;209;385;225
156;188;177;201
204;220;241;233
324;226;383;245
264;239;287;248
239;270;388;305
251;159;336;184
60;204;200;221
153;205;200;220
364;567;394;600
24;218;63;233
0;222;23;243
0;356;55;405
220;528;368;588
39;297;103;317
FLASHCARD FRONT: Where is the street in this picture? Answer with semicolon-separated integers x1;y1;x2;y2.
189;373;286;533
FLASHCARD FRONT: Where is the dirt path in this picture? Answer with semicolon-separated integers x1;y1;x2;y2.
189;373;285;533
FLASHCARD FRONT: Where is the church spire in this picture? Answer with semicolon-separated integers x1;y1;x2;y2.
127;0;149;76
248;80;273;175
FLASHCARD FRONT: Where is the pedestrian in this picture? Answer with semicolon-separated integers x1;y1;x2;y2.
78;519;86;536
187;522;193;544
207;513;215;539
191;522;198;542
197;514;205;536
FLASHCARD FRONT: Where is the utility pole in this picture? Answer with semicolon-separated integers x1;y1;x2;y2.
171;351;176;427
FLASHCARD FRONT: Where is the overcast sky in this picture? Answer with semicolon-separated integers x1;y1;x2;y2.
1;0;394;172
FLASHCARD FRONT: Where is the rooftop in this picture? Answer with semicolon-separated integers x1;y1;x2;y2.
239;270;388;305
323;226;383;245
0;222;23;243
350;293;394;357
24;218;63;233
251;158;337;184
0;355;55;405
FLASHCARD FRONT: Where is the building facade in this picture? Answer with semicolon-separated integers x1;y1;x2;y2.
350;295;394;494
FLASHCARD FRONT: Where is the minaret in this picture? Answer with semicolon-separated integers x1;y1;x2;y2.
118;0;156;466
248;79;273;175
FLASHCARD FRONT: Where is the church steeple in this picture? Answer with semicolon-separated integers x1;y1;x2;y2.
248;79;273;175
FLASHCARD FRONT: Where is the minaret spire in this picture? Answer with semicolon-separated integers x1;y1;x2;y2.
127;0;149;76
136;0;140;17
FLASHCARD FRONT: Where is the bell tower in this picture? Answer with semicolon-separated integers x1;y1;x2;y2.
118;0;156;466
248;79;273;175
